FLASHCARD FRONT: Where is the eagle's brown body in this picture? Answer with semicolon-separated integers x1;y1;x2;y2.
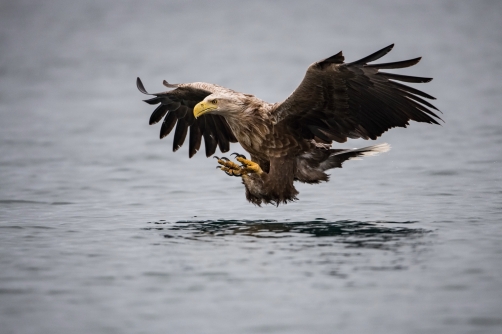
138;44;441;205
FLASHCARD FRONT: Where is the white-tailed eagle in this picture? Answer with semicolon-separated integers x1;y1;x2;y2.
137;44;440;205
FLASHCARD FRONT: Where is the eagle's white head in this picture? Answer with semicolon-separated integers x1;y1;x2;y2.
193;93;247;119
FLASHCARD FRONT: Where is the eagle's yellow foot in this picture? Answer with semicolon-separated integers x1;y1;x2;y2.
231;153;263;175
219;166;243;177
214;156;242;177
215;154;263;177
214;156;240;170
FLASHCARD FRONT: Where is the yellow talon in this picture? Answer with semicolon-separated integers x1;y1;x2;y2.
220;166;242;176
216;158;241;170
236;157;263;174
215;154;263;177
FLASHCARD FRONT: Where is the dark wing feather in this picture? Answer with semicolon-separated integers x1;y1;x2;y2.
137;77;238;157
173;117;189;152
160;112;177;139
188;119;202;158
201;116;218;157
364;57;421;69
377;72;432;83
212;116;230;153
270;44;441;143
149;104;169;125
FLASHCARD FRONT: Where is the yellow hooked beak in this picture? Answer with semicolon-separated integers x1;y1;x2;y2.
193;101;217;118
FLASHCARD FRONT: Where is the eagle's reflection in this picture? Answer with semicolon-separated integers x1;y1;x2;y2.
145;219;428;250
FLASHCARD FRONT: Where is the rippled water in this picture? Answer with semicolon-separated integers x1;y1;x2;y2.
1;1;502;333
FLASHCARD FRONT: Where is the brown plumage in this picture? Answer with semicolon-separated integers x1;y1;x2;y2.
137;44;441;205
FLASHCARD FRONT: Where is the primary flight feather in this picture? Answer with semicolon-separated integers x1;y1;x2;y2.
137;44;441;205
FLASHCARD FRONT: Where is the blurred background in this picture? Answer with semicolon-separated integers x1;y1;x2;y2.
1;1;501;333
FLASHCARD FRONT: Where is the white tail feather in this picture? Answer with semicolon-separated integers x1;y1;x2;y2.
334;143;391;161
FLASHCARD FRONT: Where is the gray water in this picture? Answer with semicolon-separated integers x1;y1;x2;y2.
1;1;502;333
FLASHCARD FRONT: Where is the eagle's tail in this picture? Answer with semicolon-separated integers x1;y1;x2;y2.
319;143;390;171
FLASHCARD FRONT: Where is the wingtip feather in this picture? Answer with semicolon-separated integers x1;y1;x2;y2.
349;44;395;66
136;77;150;95
163;80;179;88
365;57;422;70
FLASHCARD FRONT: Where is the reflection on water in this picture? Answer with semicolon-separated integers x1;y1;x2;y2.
143;219;428;250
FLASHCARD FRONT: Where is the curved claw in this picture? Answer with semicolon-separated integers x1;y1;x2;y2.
220;157;230;161
216;166;222;169
213;156;220;160
231;152;246;159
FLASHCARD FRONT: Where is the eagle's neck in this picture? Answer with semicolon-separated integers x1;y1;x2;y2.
224;100;274;156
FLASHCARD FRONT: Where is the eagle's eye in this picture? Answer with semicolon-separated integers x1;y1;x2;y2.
211;99;218;104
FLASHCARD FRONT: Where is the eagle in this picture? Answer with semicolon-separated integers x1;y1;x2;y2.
137;44;441;205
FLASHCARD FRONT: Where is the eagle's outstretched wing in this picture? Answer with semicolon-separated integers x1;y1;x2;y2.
137;78;237;157
270;44;441;143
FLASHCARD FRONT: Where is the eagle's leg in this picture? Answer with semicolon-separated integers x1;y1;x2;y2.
240;156;298;206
